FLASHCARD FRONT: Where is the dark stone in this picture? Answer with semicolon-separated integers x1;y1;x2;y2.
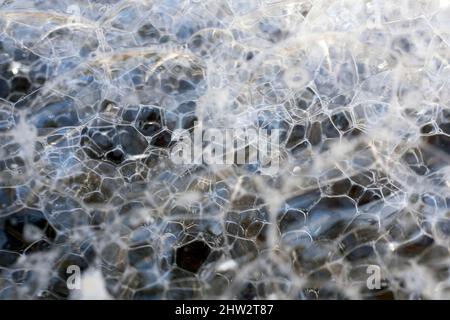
176;241;211;273
332;111;351;131
139;122;161;137
278;209;307;234
128;246;155;268
159;35;171;43
0;250;20;268
137;23;160;41
150;130;172;148
345;245;375;262
105;148;126;164
308;122;322;146
421;123;435;134
133;285;164;299
34;99;80;128
0;208;56;254
176;24;197;40
122;108;138;123
89;128;114;150
286;124;306;148
11;76;31;93
181;114;197;131
0;187;17;208
99;99;117;112
425;132;450;155
80;127;115;159
189;34;203;50
136;106;163;136
322;117;340;139
259;21;284;43
177;101;196;113
393;37;413;53
178;80;195;93
118;126;148;155
396;235;434;257
0;78;10;99
238;283;257;300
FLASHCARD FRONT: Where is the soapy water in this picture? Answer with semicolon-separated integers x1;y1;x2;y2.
0;0;450;299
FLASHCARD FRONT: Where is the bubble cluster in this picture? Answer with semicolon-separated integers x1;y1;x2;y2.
0;0;450;299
